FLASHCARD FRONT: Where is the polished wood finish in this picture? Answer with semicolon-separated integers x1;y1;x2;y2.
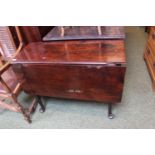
43;26;125;41
19;26;42;43
13;64;126;103
13;40;126;64
19;26;54;44
12;39;126;103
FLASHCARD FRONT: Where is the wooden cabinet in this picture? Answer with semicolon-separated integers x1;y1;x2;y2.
144;26;155;90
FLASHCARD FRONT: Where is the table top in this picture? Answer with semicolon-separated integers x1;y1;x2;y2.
12;40;126;65
43;26;125;41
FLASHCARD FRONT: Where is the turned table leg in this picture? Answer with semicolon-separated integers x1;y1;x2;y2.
108;103;115;119
11;95;32;123
37;96;45;113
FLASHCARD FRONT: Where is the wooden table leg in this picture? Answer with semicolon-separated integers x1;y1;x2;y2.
28;98;38;115
108;103;115;119
37;96;45;113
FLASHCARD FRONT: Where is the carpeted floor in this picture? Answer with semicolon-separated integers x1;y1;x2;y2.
0;26;154;129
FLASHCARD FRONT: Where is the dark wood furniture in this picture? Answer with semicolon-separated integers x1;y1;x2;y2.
19;26;54;44
144;26;155;91
12;26;126;119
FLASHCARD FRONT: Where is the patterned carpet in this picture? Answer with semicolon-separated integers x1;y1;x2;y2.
0;26;154;129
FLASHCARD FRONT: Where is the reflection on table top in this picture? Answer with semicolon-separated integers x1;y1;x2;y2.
13;40;126;65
